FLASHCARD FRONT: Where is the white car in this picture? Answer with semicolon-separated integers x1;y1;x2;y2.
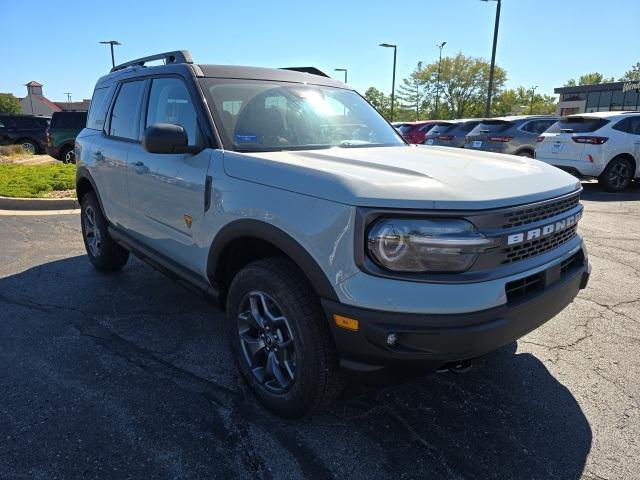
535;111;640;192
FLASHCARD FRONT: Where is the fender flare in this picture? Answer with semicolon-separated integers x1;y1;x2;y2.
75;167;106;212
207;219;339;301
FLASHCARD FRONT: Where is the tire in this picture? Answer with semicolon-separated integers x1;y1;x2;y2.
225;257;344;418
598;156;633;192
60;145;75;164
17;139;37;155
80;192;129;271
516;150;534;158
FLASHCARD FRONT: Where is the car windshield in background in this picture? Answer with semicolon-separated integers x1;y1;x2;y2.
50;112;88;129
201;79;405;152
545;117;610;134
470;120;512;134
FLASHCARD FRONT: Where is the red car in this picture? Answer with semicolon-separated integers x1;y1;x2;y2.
397;121;440;144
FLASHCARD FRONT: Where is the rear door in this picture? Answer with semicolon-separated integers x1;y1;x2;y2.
92;79;147;226
126;76;211;271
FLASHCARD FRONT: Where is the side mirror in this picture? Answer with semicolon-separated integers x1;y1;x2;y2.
142;123;201;154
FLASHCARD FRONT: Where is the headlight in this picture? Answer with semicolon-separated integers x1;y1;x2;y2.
367;218;497;273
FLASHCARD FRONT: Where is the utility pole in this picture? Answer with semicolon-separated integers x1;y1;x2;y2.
99;40;122;68
64;92;72;110
334;68;348;84
529;85;538;114
379;43;397;121
435;42;447;118
416;61;423;120
482;0;501;117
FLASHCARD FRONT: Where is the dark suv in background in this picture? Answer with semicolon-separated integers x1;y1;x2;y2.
430;119;484;148
463;115;557;157
0;114;49;154
46;111;88;163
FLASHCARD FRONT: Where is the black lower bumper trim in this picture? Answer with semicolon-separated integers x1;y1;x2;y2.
322;260;589;377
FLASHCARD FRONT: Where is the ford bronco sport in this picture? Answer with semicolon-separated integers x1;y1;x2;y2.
76;51;590;418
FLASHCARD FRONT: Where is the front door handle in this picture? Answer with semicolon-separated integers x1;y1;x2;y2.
92;151;104;162
132;161;148;174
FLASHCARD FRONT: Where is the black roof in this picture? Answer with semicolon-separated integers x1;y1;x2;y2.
554;81;627;94
95;50;349;90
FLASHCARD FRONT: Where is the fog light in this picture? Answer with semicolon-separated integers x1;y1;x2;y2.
386;333;398;346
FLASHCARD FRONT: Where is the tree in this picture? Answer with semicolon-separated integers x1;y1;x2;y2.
564;72;615;86
363;87;391;119
0;94;21;114
396;62;430;121
493;87;556;116
620;62;640;81
412;53;507;119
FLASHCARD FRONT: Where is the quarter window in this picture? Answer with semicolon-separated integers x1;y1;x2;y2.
87;85;115;130
146;78;199;146
109;81;145;140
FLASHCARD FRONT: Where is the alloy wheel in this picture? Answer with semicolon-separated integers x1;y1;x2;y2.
21;142;36;155
83;206;102;257
64;149;75;163
608;162;631;190
237;291;296;393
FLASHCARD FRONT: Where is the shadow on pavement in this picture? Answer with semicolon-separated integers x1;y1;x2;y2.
0;255;592;479
580;180;640;202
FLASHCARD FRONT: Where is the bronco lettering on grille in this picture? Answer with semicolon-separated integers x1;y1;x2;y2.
506;211;582;246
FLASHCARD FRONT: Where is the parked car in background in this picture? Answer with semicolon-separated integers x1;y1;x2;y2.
46;111;88;163
535;111;640;192
463;116;557;157
422;120;461;145
391;122;412;132
399;121;440;144
0;114;49;154
430;119;484;148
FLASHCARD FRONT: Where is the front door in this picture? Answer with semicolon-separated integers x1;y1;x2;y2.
126;76;211;272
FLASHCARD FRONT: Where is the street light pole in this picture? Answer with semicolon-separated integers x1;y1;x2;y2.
416;61;423;121
529;85;538;114
99;40;122;68
482;0;501;117
435;42;447;118
379;43;397;121
334;68;348;84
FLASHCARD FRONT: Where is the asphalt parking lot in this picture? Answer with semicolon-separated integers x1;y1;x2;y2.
0;183;638;480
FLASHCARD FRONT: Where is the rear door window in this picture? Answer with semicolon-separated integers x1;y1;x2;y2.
108;81;146;140
51;112;88;129
546;117;610;134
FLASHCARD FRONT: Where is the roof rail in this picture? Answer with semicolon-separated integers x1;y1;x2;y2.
280;67;330;78
110;50;193;73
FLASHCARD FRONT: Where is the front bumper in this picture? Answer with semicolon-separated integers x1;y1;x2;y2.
323;252;590;379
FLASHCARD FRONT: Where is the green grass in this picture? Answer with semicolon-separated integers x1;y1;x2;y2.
0;163;76;198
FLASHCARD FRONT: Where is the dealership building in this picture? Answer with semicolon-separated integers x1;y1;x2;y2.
554;80;640;116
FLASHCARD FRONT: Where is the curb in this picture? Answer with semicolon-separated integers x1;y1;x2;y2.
0;196;79;211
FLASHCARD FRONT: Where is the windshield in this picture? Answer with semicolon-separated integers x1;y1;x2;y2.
200;79;405;151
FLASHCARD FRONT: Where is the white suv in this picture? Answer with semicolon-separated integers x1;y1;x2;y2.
535;111;640;192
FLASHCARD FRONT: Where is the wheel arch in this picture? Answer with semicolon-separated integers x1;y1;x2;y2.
606;152;637;177
207;219;339;307
76;167;106;213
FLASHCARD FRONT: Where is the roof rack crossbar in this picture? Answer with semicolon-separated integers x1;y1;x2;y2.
110;50;193;73
280;67;330;78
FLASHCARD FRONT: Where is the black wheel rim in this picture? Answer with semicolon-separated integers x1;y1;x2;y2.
608;162;631;189
83;206;102;257
21;142;35;154
64;150;74;163
237;291;296;393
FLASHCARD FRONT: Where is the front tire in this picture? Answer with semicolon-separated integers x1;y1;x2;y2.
17;139;37;155
225;257;343;418
80;192;129;271
599;156;633;192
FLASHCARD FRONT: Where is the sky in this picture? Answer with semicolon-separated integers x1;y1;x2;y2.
2;0;639;103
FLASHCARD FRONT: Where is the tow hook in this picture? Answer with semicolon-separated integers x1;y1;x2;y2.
436;360;473;374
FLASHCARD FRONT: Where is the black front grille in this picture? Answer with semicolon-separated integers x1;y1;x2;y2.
501;193;580;229
500;225;578;264
505;252;582;301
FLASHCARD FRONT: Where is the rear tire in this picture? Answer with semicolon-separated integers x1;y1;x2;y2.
80;192;129;271
60;145;75;164
16;139;37;155
225;257;344;418
599;156;633;192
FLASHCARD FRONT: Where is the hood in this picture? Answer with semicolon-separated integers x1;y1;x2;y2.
223;145;580;210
